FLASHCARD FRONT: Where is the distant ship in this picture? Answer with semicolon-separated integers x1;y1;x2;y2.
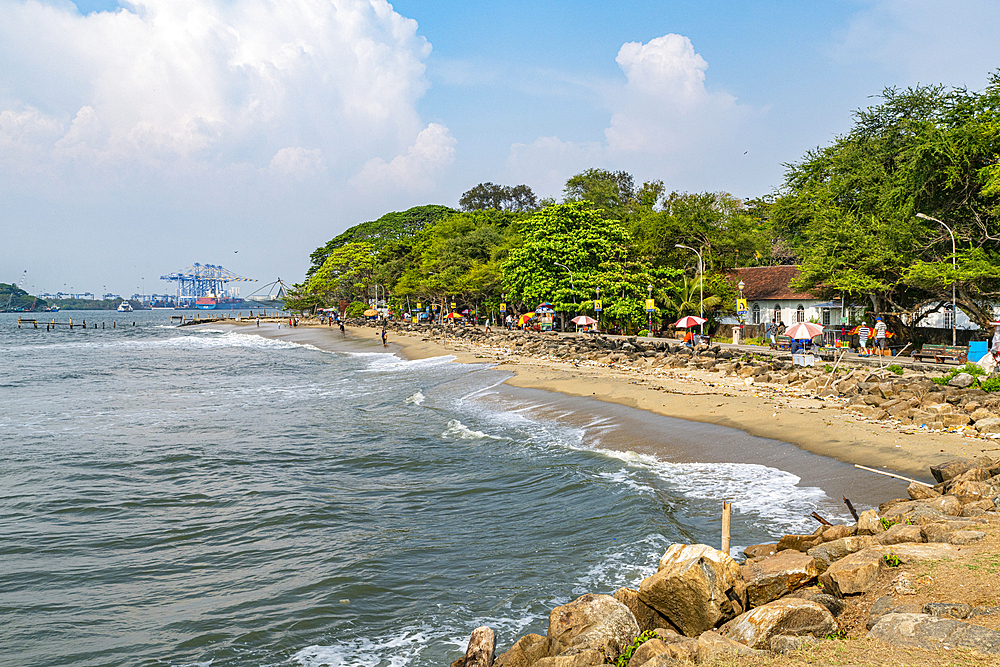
191;296;254;311
117;300;134;312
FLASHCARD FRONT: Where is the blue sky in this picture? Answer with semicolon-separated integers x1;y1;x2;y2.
2;0;1000;296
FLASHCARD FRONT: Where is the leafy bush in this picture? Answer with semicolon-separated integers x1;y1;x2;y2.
346;301;367;317
638;329;649;337
981;377;1000;392
932;362;986;385
883;553;902;567
615;631;661;667
887;364;904;375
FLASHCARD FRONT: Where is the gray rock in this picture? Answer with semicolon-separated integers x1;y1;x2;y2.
808;536;878;572
923;603;974;619
769;634;820;654
867;596;923;630
949;373;976;389
808;593;846;617
868;613;1000;654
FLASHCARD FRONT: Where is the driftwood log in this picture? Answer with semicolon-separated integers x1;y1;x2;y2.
455;626;496;667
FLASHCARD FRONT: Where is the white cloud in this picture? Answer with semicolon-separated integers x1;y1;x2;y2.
0;0;438;178
352;122;456;193
505;33;760;194
269;147;324;177
835;0;1000;87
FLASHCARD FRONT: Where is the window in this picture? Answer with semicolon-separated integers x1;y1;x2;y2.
796;304;805;322
944;304;954;329
822;308;830;326
774;304;781;323
752;303;760;325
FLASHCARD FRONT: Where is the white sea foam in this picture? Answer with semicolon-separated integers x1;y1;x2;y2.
441;419;500;440
406;390;426;406
361;354;457;373
293;630;432;667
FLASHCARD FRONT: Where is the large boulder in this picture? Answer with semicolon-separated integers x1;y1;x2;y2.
494;634;548;667
856;509;885;535
695;631;763;662
817;548;883;597
532;651;604;667
546;594;639;660
740;550;818;607
807;536;878;572
868;613;1000;654
930;458;978;484
719;598;837;650
882;496;962;519
907;482;940;500
639;545;747;637
876;523;924;545
613;588;675;634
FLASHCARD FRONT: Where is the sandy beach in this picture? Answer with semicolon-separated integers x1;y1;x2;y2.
210;320;995;483
381;327;996;481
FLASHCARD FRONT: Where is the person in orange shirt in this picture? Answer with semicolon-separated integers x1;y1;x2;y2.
683;329;694;347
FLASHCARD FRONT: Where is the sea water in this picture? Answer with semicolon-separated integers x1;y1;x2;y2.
0;312;902;666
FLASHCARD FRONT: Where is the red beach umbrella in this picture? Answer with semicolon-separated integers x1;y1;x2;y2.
785;322;824;339
674;315;707;328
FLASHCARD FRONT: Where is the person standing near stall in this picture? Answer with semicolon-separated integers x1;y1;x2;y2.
874;317;887;355
857;321;871;356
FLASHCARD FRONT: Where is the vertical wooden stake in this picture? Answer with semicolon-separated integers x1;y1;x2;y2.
721;501;732;555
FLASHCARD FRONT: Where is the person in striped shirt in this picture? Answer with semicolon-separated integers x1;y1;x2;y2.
874;317;888;354
857;322;871;355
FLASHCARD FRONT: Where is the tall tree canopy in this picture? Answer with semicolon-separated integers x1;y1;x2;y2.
459;183;539;212
773;73;1000;328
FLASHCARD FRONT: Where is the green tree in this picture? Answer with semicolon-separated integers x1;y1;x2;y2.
773;73;1000;329
304;242;378;305
459;183;539;212
307;204;456;277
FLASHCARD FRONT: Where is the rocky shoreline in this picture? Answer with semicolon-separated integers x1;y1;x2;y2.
449;456;1000;666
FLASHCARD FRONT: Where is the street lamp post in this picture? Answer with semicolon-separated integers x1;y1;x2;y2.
737;279;746;342
554;261;576;332
594;287;602;332
647;283;653;336
916;213;957;346
675;244;704;335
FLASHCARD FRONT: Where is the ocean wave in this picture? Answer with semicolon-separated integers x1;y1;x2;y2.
293;630;433;667
440;419;500;440
405;390;426;406
360;354;457;373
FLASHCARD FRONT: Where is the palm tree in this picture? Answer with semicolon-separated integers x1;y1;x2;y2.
663;274;721;319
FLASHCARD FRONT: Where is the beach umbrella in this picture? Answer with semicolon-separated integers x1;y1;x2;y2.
785;322;824;339
571;315;597;325
518;312;535;326
363;308;377;316
444;312;464;319
674;315;707;328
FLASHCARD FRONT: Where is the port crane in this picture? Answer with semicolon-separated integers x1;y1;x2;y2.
159;264;255;304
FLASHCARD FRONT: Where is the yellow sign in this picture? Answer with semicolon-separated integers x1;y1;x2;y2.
736;298;748;314
645;298;655;312
500;302;506;312
416;302;422;309
412;316;418;323
594;299;603;311
450;302;456;309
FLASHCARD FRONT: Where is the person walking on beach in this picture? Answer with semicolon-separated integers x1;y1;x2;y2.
381;321;387;347
765;319;775;347
256;316;260;327
857;321;871;355
874;317;887;355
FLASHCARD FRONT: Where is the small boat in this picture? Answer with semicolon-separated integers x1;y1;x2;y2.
117;300;134;312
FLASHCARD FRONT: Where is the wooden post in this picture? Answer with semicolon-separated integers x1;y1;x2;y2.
721;501;731;554
459;627;496;667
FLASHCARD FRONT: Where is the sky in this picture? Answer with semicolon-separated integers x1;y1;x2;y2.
2;0;1000;298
